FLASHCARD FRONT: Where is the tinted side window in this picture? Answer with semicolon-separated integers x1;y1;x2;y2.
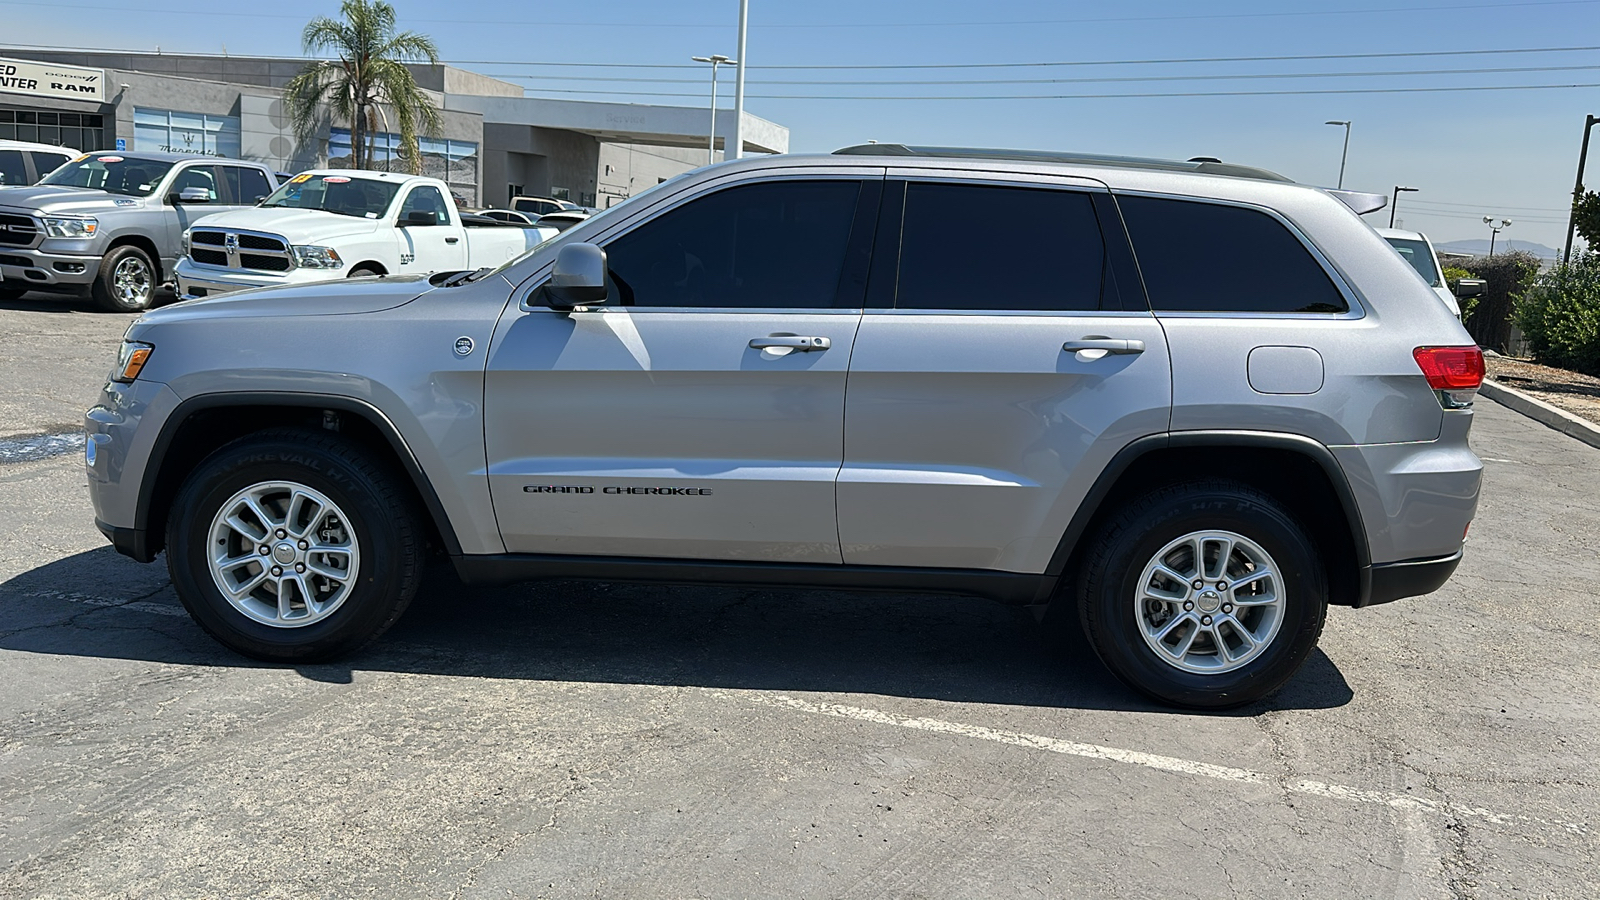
1117;195;1348;314
28;152;70;179
896;183;1107;311
606;180;861;309
221;167;273;204
401;186;451;225
0;150;27;186
170;165;220;201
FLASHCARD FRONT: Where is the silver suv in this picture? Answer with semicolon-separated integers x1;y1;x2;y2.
84;145;1484;708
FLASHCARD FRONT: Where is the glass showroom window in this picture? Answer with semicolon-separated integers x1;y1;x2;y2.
0;108;104;151
133;108;241;158
329;128;478;206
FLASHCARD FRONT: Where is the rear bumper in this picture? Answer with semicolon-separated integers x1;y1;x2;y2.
1364;551;1462;607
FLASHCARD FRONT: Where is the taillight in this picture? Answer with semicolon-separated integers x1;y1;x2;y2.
1413;345;1483;409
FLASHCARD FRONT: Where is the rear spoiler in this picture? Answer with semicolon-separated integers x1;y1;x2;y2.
1327;189;1388;215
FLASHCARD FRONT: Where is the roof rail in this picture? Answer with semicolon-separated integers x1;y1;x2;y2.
832;143;1294;183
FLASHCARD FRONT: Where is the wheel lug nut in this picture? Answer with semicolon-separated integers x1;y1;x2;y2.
275;529;287;539
1201;615;1213;626
295;563;306;573
270;566;282;577
258;545;270;555
1183;601;1194;611
1222;603;1233;614
298;540;309;550
1192;580;1204;590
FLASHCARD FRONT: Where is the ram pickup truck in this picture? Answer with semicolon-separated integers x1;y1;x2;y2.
175;171;549;299
0;151;280;310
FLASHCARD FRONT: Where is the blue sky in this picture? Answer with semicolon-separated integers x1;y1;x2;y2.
6;0;1598;248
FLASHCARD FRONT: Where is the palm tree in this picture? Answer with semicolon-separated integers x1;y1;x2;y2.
283;0;442;175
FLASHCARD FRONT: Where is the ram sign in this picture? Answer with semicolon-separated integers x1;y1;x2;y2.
0;57;105;103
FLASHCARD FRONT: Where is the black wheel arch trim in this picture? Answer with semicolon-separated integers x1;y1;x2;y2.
1044;430;1375;605
132;391;464;560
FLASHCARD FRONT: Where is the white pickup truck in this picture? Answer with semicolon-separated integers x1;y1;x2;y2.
174;170;551;299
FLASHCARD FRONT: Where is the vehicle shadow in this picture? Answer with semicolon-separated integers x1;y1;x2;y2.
0;547;1354;716
0;287;181;313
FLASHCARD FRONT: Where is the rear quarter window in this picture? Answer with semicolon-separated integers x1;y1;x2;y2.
1116;195;1348;314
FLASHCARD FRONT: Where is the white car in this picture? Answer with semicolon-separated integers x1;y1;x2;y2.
175;170;551;299
1375;227;1478;318
0;139;79;187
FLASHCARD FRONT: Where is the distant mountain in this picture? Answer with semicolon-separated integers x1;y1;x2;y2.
1433;239;1561;262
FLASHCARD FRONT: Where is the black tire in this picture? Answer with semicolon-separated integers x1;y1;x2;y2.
1077;480;1327;710
165;428;424;662
348;266;382;278
0;285;26;301
92;244;158;312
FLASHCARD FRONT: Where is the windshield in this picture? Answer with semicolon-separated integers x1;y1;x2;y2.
40;154;175;197
261;173;402;219
1384;237;1442;287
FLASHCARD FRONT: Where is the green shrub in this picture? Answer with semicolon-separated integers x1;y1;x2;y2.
1457;251;1541;352
1442;266;1479;320
1516;252;1600;376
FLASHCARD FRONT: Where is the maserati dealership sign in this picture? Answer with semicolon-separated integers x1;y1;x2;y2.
0;57;105;103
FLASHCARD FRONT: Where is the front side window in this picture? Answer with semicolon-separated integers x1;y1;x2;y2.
895;182;1108;311
41;154;176;197
604;179;862;308
1384;237;1442;288
1117;195;1349;314
170;165;219;201
400;186;451;225
260;174;401;219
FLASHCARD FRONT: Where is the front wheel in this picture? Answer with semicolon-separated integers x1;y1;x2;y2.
1077;481;1327;710
92;244;158;312
165;428;424;661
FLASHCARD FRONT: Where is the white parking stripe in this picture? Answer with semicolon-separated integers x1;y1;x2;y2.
751;694;1583;834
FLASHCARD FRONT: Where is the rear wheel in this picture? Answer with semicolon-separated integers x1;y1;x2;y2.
1077;480;1327;709
165;428;423;661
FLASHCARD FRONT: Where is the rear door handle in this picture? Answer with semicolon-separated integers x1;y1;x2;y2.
1062;337;1145;355
750;335;831;351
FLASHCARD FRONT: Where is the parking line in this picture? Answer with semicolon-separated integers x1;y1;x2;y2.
750;693;1583;834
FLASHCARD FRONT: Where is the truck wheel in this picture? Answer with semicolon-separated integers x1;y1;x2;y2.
92;244;157;312
1077;480;1327;710
165;428;424;662
348;266;381;278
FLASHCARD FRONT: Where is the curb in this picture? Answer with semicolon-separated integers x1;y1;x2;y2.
1479;378;1600;451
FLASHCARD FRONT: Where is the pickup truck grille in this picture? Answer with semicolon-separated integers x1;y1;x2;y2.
0;213;39;247
188;229;294;273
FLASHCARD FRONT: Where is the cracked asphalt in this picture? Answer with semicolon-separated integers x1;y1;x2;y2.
0;300;1596;898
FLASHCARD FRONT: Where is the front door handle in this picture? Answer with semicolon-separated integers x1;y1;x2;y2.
750;335;831;352
445;236;460;244
1062;337;1145;355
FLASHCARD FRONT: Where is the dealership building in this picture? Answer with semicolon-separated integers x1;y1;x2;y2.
0;50;789;208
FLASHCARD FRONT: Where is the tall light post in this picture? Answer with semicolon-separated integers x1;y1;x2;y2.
1325;120;1351;189
691;54;737;166
1562;114;1598;263
1389;185;1418;228
1484;217;1512;256
731;0;749;160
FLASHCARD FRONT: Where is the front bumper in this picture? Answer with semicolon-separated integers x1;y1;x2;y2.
86;377;179;563
0;246;101;289
174;258;299;299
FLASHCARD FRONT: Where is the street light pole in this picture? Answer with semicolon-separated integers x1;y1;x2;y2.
1562;114;1598;263
1484;217;1512;257
731;0;749;160
1390;185;1418;228
691;54;737;166
1325;120;1351;189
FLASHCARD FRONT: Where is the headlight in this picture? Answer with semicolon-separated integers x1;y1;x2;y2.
112;340;153;383
291;245;343;269
42;215;98;239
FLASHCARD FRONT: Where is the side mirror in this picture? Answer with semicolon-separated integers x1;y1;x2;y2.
1451;278;1486;299
544;242;608;309
169;186;211;204
403;210;437;227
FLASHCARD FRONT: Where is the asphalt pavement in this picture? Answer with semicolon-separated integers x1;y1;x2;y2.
0;303;1595;897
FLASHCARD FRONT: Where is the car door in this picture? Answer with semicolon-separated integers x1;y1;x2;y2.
838;174;1173;573
397;184;467;271
483;173;882;562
